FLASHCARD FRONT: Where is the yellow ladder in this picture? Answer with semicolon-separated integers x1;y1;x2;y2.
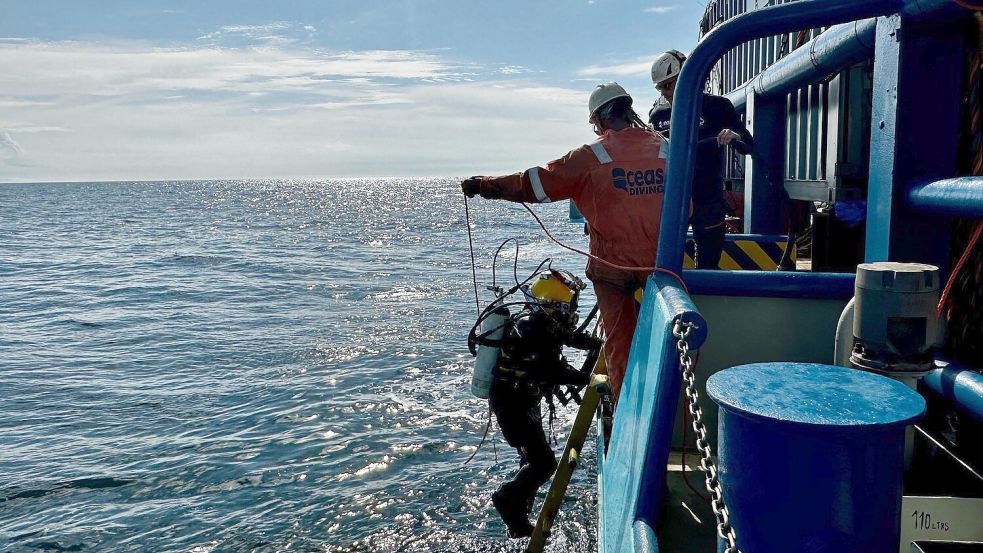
525;373;610;553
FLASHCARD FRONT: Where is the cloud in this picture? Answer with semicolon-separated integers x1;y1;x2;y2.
199;22;290;41
644;6;677;14
576;56;652;77
497;65;528;75
198;21;318;47
0;129;24;159
0;41;469;105
0;99;56;108
5;125;71;133
0;39;593;180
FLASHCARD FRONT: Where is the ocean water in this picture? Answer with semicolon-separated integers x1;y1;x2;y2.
0;179;599;553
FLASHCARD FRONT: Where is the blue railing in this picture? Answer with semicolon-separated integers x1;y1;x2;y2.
724;17;877;112
907;177;983;218
655;0;961;273
923;359;983;423
656;0;907;273
683;269;854;299
602;0;976;551
599;273;705;553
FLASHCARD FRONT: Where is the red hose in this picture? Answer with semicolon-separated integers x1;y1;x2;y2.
938;221;983;316
953;0;983;11
520;203;688;293
521;199;708;501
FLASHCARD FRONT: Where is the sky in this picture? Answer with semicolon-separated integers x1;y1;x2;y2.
0;1;708;182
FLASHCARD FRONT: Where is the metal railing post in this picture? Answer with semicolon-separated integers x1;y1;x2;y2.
656;0;906;273
865;14;966;267
744;89;787;235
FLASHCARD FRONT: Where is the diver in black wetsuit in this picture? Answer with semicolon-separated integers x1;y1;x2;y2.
649;50;753;269
487;270;601;538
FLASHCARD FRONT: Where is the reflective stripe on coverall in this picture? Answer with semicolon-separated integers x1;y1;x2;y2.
478;127;668;401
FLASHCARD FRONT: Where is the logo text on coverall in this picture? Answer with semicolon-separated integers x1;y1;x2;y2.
612;167;665;196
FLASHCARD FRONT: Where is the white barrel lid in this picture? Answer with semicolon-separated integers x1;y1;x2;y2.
855;262;939;293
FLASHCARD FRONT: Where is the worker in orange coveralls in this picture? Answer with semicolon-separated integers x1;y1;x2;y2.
462;82;669;402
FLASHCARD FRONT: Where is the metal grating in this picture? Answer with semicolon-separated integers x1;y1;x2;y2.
699;0;871;203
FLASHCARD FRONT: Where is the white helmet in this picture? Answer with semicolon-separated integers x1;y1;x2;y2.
588;82;632;121
651;50;687;87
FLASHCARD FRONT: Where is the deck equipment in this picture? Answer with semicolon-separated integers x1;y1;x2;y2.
591;0;983;551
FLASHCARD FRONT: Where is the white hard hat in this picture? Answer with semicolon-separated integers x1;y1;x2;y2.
588;82;632;121
651;50;687;86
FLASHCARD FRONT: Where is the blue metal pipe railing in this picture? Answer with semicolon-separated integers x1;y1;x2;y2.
602;2;974;551
902;0;968;21
599;272;706;552
906;177;983;218
656;0;904;273
656;0;968;273
725;18;877;112
724;0;966;112
683;270;855;299
923;360;983;423
632;520;659;553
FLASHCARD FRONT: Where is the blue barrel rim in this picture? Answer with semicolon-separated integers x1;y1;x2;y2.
707;362;926;430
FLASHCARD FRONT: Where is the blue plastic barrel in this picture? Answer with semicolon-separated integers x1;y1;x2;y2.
707;363;925;553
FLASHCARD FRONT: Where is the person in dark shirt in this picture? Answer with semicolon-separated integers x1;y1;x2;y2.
648;50;753;269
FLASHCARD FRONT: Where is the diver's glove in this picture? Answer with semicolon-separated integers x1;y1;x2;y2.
555;361;591;388
461;177;482;198
567;331;603;351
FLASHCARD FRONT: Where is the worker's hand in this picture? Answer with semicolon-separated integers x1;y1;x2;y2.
717;129;741;146
461;177;482;198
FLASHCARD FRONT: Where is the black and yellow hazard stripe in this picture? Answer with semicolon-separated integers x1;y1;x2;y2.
683;235;793;270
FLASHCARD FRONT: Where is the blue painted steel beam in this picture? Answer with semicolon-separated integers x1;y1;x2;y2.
727;18;877;113
866;15;905;262
718;233;790;242
906;177;983;218
724;0;968;112
923;361;983;424
683;269;855;299
743;89;787;234
865;14;965;267
600;272;706;552
657;0;907;273
631;274;705;538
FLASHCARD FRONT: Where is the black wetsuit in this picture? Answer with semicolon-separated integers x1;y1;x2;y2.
649;94;752;269
488;309;597;530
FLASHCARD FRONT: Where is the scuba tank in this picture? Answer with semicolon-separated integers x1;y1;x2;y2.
471;306;510;398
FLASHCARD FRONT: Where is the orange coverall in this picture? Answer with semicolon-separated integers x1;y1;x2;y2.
477;127;668;400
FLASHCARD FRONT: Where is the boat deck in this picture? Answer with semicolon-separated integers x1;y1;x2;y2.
658;451;718;553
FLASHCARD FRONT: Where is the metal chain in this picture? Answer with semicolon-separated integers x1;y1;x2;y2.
673;319;741;553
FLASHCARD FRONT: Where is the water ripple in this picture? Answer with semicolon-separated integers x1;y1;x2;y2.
0;179;598;552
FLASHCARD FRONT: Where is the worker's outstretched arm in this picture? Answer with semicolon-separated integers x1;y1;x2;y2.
461;146;594;204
